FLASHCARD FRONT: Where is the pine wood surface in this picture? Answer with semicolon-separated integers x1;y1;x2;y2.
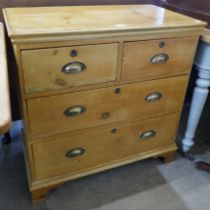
33;113;179;180
3;5;205;202
3;5;206;39
21;43;118;93
122;36;198;83
201;28;210;43
0;22;11;134
27;76;188;139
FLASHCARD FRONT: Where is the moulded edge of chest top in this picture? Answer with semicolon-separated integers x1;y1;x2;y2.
9;26;205;45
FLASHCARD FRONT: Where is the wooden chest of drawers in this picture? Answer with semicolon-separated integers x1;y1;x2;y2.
3;5;205;203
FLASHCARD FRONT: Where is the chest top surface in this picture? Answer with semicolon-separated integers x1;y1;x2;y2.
3;4;206;39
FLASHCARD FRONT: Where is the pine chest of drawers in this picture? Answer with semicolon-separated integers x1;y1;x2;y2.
3;5;205;203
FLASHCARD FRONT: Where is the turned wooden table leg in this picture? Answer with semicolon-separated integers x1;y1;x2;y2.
182;41;210;152
31;183;63;203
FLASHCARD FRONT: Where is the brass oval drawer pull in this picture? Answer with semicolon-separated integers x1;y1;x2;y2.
150;53;169;64
66;148;86;158
62;62;86;74
64;105;86;117
140;130;156;140
145;92;162;102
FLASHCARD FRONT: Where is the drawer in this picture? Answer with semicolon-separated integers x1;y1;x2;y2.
33;113;179;180
122;36;198;83
21;43;118;93
27;76;188;139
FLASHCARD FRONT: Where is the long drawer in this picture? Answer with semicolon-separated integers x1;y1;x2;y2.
27;76;188;139
21;43;118;93
122;36;198;83
33;113;179;180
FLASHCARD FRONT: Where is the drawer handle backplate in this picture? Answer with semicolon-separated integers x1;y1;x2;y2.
150;53;169;64
62;62;86;74
64;105;86;117
145;92;162;102
140;130;156;140
66;148;86;158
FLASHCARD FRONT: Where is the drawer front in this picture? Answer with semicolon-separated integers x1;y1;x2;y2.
122;36;198;83
33;113;179;180
21;43;118;93
27;76;188;139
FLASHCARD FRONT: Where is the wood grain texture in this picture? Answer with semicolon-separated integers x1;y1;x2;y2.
201;28;210;43
30;144;177;191
122;36;198;83
1;1;159;120
3;4;204;203
159;151;176;163
31;182;63;204
32;113;179;180
21;43;118;93
3;5;206;40
0;22;11;134
13;44;36;181
27;76;188;139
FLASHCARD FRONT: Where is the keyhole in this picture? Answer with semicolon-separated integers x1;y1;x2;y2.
159;41;165;48
111;128;117;134
114;88;121;95
70;49;78;57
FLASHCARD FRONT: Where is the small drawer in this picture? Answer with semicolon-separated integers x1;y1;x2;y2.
33;113;179;180
122;36;198;83
21;43;118;93
27;76;188;139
